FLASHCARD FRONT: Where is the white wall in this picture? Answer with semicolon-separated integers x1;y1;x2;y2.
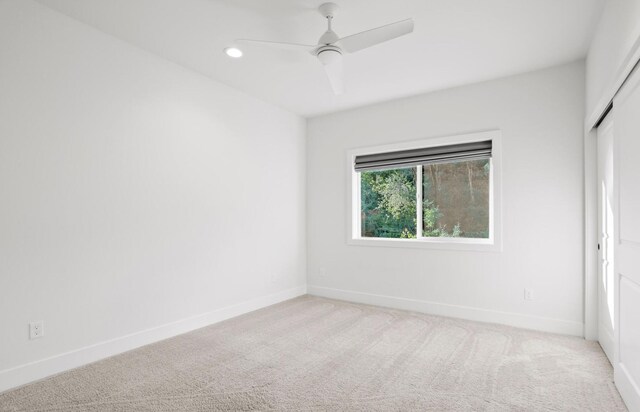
586;0;640;125
0;0;306;390
307;61;585;336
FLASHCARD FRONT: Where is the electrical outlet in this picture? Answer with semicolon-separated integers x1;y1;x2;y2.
319;267;327;278
524;289;534;301
29;321;44;339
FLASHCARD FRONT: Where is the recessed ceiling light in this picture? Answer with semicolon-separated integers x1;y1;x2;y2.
224;47;243;58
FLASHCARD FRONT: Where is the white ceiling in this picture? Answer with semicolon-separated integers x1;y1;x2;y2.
37;0;604;117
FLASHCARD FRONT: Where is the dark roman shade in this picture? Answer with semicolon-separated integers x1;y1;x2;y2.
354;140;492;172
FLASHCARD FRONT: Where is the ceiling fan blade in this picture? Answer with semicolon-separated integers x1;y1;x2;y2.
323;58;344;95
236;39;315;52
336;18;414;53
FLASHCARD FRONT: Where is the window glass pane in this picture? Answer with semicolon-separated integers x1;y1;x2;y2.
422;159;490;238
360;167;417;238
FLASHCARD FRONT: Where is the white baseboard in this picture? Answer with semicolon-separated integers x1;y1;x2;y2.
308;285;583;337
0;285;307;394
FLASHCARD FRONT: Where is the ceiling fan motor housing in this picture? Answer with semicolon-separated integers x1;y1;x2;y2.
318;29;339;45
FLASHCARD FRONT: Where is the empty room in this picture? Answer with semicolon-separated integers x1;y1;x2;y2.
1;0;640;410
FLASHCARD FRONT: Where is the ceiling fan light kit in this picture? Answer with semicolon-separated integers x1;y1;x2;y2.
316;46;341;66
232;2;414;95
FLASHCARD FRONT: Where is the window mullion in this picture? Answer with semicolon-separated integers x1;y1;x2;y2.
355;171;362;238
416;165;423;238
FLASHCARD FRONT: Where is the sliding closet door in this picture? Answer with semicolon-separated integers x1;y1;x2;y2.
597;114;615;364
613;64;640;412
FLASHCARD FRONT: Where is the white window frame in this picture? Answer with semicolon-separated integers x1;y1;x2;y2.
347;130;503;252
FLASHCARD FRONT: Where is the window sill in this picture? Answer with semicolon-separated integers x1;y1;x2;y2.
347;236;503;252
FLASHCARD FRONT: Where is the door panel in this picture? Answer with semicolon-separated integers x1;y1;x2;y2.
620;277;640;394
597;115;615;364
613;63;640;412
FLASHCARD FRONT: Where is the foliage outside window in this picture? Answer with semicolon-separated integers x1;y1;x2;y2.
360;159;490;239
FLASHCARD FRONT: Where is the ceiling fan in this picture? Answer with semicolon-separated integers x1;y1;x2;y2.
235;2;414;95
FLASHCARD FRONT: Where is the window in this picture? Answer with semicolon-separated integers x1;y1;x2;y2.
348;131;501;251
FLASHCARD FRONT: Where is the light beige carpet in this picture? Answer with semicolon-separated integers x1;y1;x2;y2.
0;296;626;411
